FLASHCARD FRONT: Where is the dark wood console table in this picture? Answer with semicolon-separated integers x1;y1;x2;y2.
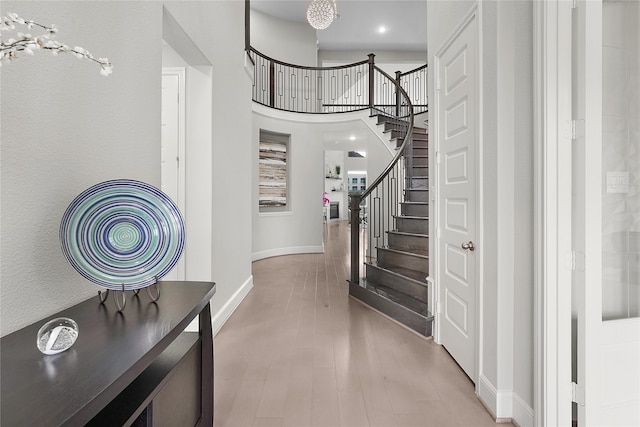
1;281;215;426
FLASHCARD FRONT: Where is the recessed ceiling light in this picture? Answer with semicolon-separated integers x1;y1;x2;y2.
349;135;356;141
378;26;387;34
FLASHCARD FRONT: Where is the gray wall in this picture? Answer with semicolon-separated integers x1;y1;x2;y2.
0;1;252;336
250;9;318;66
511;0;535;412
601;0;640;319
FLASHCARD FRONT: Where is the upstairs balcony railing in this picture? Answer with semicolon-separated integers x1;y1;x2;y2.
249;47;427;116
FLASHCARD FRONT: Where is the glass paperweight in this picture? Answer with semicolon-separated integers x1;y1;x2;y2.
36;317;79;355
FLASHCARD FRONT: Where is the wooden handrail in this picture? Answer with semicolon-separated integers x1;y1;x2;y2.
359;65;414;201
249;47;369;71
398;63;428;78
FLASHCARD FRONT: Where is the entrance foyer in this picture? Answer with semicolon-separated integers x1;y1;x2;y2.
214;221;514;426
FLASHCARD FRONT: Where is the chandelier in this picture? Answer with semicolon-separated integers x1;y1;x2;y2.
306;0;338;30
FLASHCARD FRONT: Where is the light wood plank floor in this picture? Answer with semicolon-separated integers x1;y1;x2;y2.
214;221;513;427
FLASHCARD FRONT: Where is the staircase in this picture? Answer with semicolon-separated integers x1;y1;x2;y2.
352;115;433;337
247;47;432;337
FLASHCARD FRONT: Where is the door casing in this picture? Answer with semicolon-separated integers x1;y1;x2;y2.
161;67;186;281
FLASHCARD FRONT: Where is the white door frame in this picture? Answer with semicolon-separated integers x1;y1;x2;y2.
432;2;483;387
574;1;603;424
575;1;640;424
533;1;574;425
162;67;187;215
162;67;187;281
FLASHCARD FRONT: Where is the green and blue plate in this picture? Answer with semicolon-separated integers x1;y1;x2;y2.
60;179;185;290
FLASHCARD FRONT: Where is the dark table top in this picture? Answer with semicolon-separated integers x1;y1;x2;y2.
0;281;215;426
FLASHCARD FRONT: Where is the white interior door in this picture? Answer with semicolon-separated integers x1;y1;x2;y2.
573;1;640;425
161;68;186;281
435;12;478;381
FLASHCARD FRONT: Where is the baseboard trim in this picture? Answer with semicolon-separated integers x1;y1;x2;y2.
211;275;253;335
511;392;534;427
478;374;499;417
477;375;533;426
252;245;324;262
478;374;512;421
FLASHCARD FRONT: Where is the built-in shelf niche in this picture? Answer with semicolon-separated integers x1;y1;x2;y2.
324;150;344;192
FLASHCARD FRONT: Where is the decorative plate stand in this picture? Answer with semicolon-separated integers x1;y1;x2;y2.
60;179;185;311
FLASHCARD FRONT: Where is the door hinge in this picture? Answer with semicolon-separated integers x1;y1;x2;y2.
435;151;441;164
436;301;441;315
567;119;585;140
571;382;584;405
570;251;585;271
436;227;441;239
436;75;441;91
571;0;578;9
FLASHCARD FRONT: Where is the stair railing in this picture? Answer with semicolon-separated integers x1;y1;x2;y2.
249;47;370;113
349;68;414;285
398;64;428;116
249;48;426;116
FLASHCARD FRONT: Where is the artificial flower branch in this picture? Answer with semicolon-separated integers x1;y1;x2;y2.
0;12;112;76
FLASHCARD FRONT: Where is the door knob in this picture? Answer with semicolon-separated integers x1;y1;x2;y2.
461;241;475;251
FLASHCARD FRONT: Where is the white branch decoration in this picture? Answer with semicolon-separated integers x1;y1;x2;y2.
0;12;113;76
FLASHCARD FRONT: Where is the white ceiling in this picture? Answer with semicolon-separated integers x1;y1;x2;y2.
250;0;427;52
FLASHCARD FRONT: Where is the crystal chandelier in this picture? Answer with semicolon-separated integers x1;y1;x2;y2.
306;0;337;30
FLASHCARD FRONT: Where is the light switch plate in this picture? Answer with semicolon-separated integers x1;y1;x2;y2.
606;171;629;193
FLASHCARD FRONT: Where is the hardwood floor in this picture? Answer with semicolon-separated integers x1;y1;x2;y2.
214;221;512;427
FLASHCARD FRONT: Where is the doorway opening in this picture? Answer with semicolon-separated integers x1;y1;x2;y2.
161;7;213;283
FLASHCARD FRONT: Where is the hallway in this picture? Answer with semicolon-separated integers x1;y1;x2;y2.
214;221;512;427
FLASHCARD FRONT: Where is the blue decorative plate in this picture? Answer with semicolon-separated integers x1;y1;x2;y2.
60;179;185;290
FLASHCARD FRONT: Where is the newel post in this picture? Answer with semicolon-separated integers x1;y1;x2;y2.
395;70;402;118
245;0;250;52
368;53;375;111
350;193;362;285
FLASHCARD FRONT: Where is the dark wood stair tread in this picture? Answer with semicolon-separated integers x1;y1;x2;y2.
368;262;428;284
363;279;431;317
377;246;429;260
379;264;428;283
394;215;429;220
387;230;428;238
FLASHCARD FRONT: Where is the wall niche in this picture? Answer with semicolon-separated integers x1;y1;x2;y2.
259;129;290;213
